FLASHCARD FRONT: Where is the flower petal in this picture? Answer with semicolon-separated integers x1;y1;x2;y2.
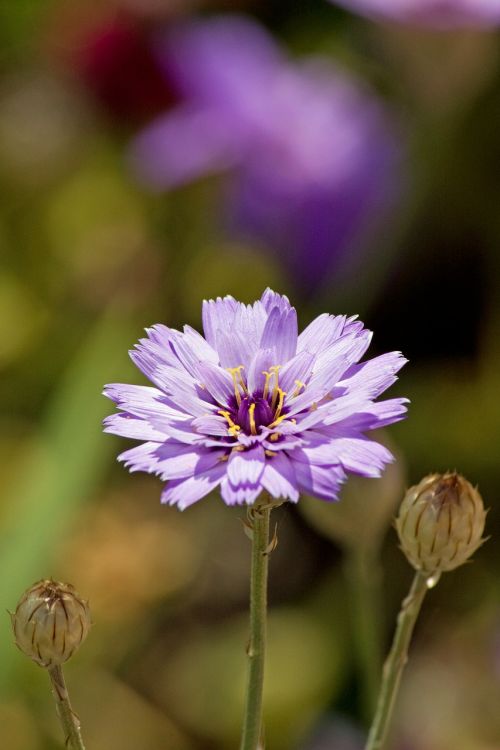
290;455;346;501
261;452;299;502
297;313;349;355
279;350;316;393
202;296;238;350
260;306;298;363
246;348;276;393
197;362;235;406
337;351;408;398
161;462;227;510
220;445;266;505
103;412;167;442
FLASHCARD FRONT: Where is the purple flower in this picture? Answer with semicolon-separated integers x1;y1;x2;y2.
329;0;500;27
104;289;408;509
129;16;401;295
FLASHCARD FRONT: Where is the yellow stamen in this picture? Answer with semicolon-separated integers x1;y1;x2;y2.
270;365;282;409
237;368;249;395
226;365;246;406
265;450;277;457
268;414;288;429
269;433;280;442
248;403;257;435
218;454;230;462
262;371;273;400
273;388;287;421
309;402;318;412
292;380;306;397
218;410;241;436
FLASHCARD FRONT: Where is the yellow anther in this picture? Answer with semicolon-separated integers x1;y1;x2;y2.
265;450;277;457
268;414;288;429
292;380;306;397
218;410;241;436
232;445;245;452
218;454;230;462
269;432;280;442
309;402;318;412
273;388;287;421
270;365;282;409
248;403;257;435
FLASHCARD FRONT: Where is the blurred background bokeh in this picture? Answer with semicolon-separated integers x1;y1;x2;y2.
1;1;499;748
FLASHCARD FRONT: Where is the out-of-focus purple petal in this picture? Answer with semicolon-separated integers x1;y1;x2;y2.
153;17;285;123
329;0;500;28
130;104;242;189
129;17;403;296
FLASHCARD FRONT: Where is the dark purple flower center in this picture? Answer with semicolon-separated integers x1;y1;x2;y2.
219;365;290;436
236;395;274;435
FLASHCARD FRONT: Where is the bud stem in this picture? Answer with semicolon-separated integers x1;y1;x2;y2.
365;571;429;750
48;665;87;750
239;503;271;750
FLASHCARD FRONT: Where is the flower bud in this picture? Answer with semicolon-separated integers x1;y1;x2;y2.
11;579;91;668
395;472;486;576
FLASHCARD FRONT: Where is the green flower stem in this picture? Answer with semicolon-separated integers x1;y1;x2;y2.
345;549;383;723
365;571;429;750
239;503;272;750
48;665;86;750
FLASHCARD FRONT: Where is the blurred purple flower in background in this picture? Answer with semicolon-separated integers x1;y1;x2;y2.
130;16;402;295
104;289;407;509
329;0;500;27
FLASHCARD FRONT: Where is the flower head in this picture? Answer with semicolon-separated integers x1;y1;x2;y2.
104;289;408;509
329;0;500;28
129;16;401;295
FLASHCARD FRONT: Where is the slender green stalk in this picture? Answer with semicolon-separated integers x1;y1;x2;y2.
48;665;86;750
239;504;272;750
365;571;429;750
344;549;383;723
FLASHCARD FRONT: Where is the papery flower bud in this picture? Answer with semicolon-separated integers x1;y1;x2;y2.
11;579;91;668
395;472;486;576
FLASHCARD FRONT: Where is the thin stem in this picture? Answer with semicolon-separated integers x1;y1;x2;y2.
48;665;86;750
239;503;271;750
365;571;429;750
344;549;383;723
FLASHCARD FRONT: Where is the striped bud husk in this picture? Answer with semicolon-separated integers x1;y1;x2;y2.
395;472;486;575
11;580;91;668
